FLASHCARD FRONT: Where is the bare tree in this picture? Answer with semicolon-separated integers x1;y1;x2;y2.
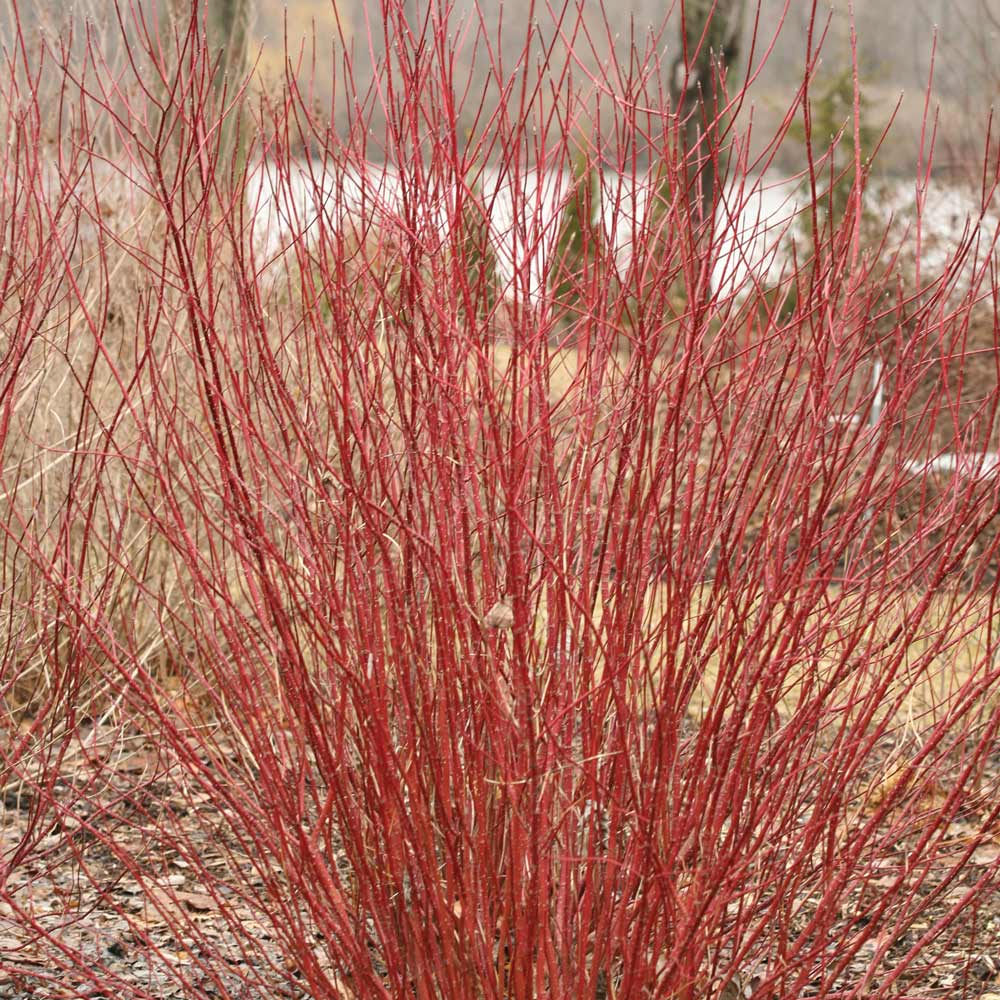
164;0;254;163
211;0;254;91
670;0;747;222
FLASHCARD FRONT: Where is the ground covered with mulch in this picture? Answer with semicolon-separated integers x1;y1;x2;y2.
4;717;1000;1000
0;731;302;999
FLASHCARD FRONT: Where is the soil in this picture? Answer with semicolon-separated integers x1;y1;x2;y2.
4;721;1000;999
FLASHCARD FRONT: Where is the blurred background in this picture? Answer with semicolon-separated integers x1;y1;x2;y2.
4;1;998;178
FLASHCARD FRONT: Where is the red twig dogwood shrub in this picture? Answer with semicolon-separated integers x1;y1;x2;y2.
2;1;1000;997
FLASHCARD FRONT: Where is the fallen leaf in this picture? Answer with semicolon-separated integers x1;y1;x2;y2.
971;843;1000;866
484;601;514;629
176;891;216;912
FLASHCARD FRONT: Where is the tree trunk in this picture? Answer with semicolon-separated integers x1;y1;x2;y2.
670;0;747;224
165;0;254;165
208;0;253;163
